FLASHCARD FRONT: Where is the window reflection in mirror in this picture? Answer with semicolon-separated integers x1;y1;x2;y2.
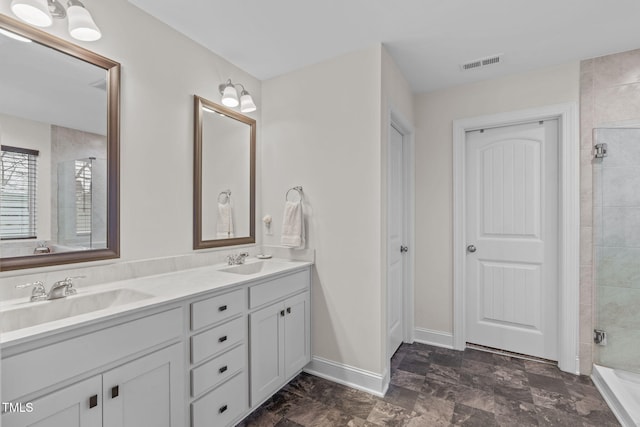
0;15;119;271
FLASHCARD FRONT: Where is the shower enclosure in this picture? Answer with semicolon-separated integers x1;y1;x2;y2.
592;127;640;427
57;157;107;250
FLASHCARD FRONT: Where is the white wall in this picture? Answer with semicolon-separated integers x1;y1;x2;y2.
261;46;384;374
0;113;51;242
413;62;580;334
0;0;261;278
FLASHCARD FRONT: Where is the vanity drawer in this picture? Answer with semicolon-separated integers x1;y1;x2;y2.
191;289;245;331
249;269;309;309
191;372;247;427
191;316;245;364
191;344;245;397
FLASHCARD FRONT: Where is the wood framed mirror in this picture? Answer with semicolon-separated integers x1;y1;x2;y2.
193;96;255;249
0;15;120;271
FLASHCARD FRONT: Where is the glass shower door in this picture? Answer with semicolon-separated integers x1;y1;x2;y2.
593;127;640;374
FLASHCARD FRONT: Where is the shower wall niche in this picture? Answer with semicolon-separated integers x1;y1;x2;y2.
594;127;640;374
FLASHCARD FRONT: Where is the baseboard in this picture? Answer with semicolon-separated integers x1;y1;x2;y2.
304;356;388;397
414;327;454;349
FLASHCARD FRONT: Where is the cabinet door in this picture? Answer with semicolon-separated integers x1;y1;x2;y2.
249;303;284;406
1;376;102;427
103;343;184;427
284;292;311;378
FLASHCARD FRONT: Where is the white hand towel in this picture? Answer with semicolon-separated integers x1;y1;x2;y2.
216;201;234;239
281;200;304;248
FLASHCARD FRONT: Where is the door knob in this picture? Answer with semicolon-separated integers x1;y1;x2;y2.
467;245;477;253
400;246;408;253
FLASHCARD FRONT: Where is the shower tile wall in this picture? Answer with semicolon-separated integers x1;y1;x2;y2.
594;128;640;373
580;48;640;375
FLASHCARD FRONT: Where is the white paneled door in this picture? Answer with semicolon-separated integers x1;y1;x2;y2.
465;120;559;360
388;124;405;358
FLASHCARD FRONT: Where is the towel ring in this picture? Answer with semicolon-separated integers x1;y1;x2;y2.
285;186;303;202
218;190;231;203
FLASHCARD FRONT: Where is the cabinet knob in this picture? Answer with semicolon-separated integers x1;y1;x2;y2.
219;365;228;374
218;305;227;312
218;335;228;343
219;404;228;414
111;385;119;399
280;310;285;317
89;394;98;408
286;307;291;314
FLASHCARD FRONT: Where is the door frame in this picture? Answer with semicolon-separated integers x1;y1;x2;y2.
452;103;580;374
386;107;415;359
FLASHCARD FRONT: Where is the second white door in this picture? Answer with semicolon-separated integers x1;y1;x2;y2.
465;119;559;360
388;124;405;358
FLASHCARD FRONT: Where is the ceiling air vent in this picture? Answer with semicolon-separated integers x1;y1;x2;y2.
460;54;503;71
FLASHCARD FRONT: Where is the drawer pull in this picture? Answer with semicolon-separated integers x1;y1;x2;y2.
287;307;291;314
218;335;228;343
218;305;227;312
219;404;228;414
111;385;119;398
89;394;98;408
219;365;228;374
280;310;285;317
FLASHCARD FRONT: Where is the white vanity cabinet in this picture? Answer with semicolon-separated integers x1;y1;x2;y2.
1;376;103;427
102;343;183;427
1;308;185;427
188;289;249;427
1;262;312;427
249;270;311;406
188;266;311;425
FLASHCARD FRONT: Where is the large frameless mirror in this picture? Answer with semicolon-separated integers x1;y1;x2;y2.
0;14;120;271
193;95;255;249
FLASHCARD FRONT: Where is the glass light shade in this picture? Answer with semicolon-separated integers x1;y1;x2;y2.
221;84;239;107
240;91;257;113
67;4;102;41
11;0;52;27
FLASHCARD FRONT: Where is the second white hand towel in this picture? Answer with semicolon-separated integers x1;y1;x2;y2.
281;200;304;248
216;200;234;239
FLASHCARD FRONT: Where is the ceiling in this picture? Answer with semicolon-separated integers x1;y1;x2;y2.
127;0;640;93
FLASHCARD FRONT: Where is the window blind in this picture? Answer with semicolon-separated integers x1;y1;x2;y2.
1;145;38;240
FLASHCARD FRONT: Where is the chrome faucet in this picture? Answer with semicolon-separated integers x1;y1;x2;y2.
226;252;250;265
47;276;81;300
16;276;84;302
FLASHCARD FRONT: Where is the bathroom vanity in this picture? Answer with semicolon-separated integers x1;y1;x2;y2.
0;259;312;427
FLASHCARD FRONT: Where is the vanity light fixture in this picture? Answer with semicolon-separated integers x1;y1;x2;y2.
10;0;102;42
219;79;257;113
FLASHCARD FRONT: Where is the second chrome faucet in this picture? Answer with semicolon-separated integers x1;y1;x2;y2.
16;276;84;302
226;252;249;265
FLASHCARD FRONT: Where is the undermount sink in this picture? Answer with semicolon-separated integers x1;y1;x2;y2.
219;261;268;275
0;289;154;334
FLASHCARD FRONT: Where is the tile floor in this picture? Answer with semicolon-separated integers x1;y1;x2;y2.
238;342;620;426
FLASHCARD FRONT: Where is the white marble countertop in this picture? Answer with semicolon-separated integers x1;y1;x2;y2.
0;258;312;348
